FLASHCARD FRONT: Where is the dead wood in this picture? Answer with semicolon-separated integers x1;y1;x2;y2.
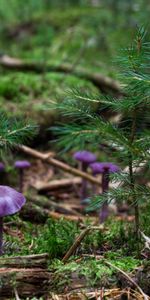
19;145;101;186
49;288;147;300
0;267;51;299
0;55;122;95
48;211;96;222
62;225;103;263
62;227;91;263
31;196;83;216
20;202;88;223
0;253;48;269
82;254;150;300
32;177;81;191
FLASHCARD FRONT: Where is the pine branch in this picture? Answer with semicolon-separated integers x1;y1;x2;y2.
0;114;38;148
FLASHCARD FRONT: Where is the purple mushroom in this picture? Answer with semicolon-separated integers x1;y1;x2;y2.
0;185;26;255
89;162;120;223
14;160;31;193
73;151;96;200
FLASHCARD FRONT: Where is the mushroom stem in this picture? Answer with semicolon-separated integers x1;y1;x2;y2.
19;169;24;193
0;217;3;255
99;170;109;223
80;163;88;200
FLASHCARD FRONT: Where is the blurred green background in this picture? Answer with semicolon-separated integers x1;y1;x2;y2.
0;0;149;129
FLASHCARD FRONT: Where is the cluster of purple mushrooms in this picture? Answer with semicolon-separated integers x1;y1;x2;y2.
0;153;120;255
73;150;120;223
0;160;31;255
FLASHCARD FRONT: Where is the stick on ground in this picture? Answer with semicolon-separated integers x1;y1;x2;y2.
19;145;101;185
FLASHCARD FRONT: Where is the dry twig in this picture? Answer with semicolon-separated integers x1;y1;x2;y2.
19;145;101;185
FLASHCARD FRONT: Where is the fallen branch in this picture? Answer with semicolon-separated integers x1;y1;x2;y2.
0;253;48;269
32;177;81;191
19;145;101;186
62;225;103;263
50;288;147;300
62;227;91;263
20;201;93;223
104;260;149;300
31;195;83;216
0;55;122;95
48;211;90;222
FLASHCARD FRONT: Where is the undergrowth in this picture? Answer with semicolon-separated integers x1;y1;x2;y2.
4;206;150;258
50;256;140;291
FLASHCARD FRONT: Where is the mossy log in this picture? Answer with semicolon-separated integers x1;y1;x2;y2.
20;202;86;223
0;253;50;298
31;195;83;216
0;267;50;298
0;55;122;95
0;253;48;269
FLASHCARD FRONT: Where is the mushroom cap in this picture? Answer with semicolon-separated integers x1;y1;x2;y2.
14;160;31;169
0;185;26;217
89;162;120;175
0;163;5;172
73;151;96;164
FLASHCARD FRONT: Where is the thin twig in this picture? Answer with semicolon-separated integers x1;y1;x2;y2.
62;226;103;263
19;145;101;185
14;288;21;300
104;260;149;300
62;227;91;263
82;254;149;300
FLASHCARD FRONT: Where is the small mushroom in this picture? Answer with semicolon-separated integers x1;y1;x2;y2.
14;160;31;193
89;162;120;222
73;151;96;200
0;185;26;255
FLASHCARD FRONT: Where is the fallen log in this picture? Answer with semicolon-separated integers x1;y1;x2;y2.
19;145;101;186
32;177;81;191
0;267;50;299
0;253;48;269
0;55;122;95
48;211;95;222
20;202;88;223
31;196;83;216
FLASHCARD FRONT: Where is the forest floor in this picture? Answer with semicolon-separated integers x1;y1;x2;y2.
0;2;150;300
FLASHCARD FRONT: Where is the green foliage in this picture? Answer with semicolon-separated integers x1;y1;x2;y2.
0;112;37;149
51;255;140;290
5;214;147;258
0;1;150;129
51;28;150;241
6;218;79;258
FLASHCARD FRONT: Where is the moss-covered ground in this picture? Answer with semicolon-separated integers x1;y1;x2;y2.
0;1;150;299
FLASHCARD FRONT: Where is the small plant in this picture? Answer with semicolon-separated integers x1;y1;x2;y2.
51;27;150;248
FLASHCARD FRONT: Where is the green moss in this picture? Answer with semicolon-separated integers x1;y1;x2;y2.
50;256;140;291
0;72;97;125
